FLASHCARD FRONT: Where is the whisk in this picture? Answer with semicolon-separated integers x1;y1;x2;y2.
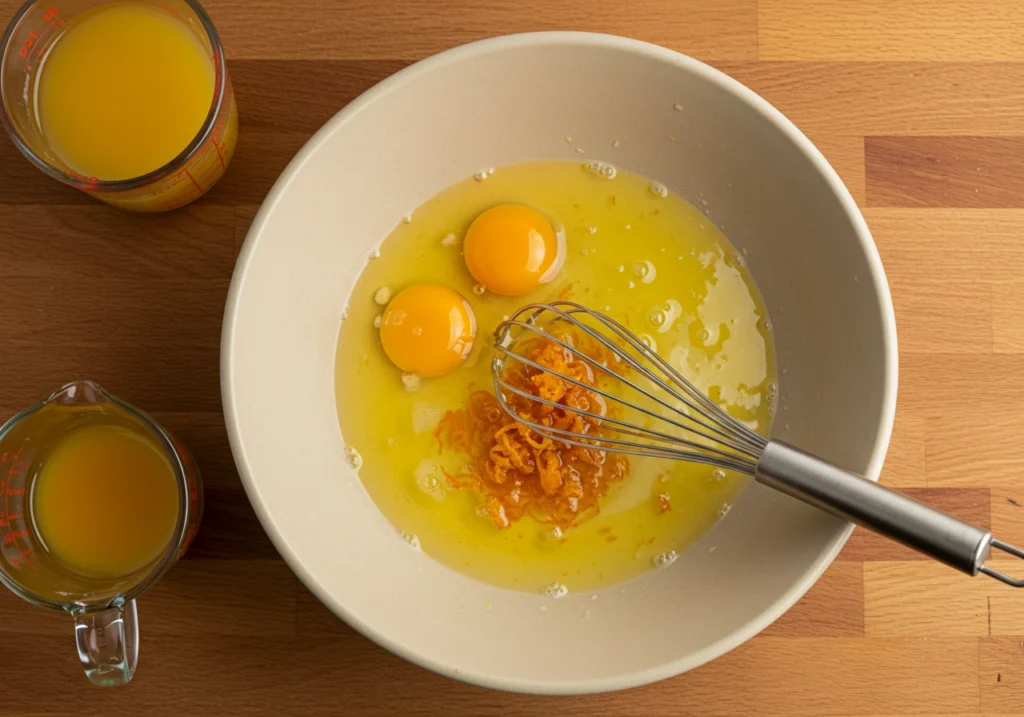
492;301;1024;587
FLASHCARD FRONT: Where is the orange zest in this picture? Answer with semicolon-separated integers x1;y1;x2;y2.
436;335;628;530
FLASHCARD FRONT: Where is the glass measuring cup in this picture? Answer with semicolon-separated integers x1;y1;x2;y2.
0;0;237;211
0;381;203;686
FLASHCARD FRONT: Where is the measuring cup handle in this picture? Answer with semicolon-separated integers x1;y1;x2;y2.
74;599;139;687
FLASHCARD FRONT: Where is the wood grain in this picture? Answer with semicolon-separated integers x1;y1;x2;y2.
3;0;1024;714
866;137;1024;208
719;62;1024;136
864;560;1024;637
927;405;1024;487
759;0;1024;61
202;0;759;60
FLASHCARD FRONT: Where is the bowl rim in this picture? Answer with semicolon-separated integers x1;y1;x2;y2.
221;30;899;694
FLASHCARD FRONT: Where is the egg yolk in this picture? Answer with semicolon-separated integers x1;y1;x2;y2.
379;283;476;378
463;204;565;296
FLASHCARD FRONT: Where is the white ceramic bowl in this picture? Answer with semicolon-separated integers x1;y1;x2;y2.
223;32;897;694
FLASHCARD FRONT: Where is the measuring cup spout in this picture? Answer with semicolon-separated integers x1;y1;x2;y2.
45;380;108;408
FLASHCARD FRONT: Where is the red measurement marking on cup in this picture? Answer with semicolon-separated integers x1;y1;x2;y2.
4;529;29;545
5;444;22;521
18;31;37;58
3;445;36;571
212;140;226;170
19;9;61;59
184;168;203;194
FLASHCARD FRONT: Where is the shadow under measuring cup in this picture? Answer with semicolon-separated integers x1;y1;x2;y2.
0;0;237;211
0;381;203;686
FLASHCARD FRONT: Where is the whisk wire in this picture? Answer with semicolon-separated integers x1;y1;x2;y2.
558;304;767;451
498;306;763;455
514;302;765;452
496;377;760;464
494;320;762;461
491;301;768;472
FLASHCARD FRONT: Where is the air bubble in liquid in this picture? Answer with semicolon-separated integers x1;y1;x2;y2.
401;532;421;551
649;182;668;198
546;526;563;540
653;550;678;568
649;310;665;327
698;328;711;342
712;468;726;481
542;582;569;599
658;299;682;334
402;373;421;392
369;248;380;260
583;160;617;179
472;283;486;296
762;318;772;332
373;315;382;329
718;503;732;519
587;225;597;235
414;459;447;501
634;260;657;284
344;446;363;472
638;333;657;351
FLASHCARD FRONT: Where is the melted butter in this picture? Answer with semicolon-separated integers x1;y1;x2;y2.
335;160;775;593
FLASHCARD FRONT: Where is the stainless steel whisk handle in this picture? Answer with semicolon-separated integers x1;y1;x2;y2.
756;440;1024;586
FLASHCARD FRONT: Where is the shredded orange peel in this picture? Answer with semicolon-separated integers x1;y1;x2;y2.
436;335;628;530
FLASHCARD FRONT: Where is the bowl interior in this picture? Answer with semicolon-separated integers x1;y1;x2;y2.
223;33;896;694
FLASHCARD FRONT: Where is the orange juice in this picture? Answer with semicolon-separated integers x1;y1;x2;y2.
32;424;180;579
34;1;237;208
